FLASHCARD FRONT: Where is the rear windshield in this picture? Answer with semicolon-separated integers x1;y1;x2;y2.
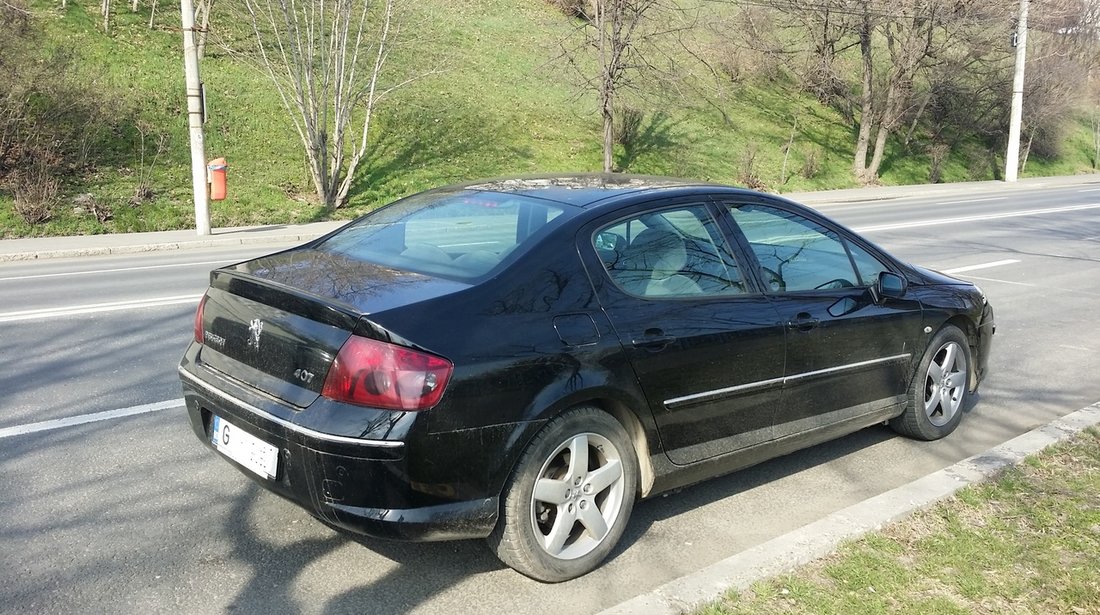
315;190;574;281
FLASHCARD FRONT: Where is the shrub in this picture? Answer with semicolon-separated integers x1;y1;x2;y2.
613;105;644;147
800;146;823;179
11;163;60;225
738;142;769;191
546;0;591;19
927;142;950;184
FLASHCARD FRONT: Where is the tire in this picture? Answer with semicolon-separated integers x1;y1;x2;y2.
487;406;638;582
890;324;971;441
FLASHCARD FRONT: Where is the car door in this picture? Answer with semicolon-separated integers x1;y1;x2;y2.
579;198;786;466
720;199;924;439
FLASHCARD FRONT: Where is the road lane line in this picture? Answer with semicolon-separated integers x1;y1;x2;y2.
0;399;184;440
1077;188;1100;192
0;295;202;323
853;202;1100;233
934;196;1008;205
963;275;1100;297
941;259;1020;274
0;259;233;282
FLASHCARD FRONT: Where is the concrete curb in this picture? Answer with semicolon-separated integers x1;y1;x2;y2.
598;402;1100;615
789;174;1100;205
0;231;334;262
0;219;348;262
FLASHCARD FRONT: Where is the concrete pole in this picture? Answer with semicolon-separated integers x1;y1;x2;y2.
181;0;210;235
1005;0;1029;183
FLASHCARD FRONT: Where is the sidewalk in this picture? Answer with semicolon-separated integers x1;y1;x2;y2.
3;174;1100;262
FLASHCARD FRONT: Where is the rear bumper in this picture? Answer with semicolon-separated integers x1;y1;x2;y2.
179;354;499;541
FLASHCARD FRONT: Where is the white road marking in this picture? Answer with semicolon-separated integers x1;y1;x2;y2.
0;399;184;440
0;259;233;282
941;259;1020;274
934;196;1008;205
0;295;202;323
1058;344;1093;352
853;202;1100;233
1077;188;1100;192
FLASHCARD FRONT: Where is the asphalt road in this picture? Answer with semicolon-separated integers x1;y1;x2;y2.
2;183;1099;614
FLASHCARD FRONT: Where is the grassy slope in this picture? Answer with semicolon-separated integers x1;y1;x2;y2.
1;0;1097;238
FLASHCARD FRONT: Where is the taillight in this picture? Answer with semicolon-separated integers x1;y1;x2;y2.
194;294;208;344
321;335;453;411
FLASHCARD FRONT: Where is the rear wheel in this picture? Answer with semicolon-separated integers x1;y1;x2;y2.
488;406;638;582
890;324;970;440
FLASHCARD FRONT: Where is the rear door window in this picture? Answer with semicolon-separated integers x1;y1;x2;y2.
594;204;745;298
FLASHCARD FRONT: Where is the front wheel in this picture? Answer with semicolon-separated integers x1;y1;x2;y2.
890;324;971;440
488;407;638;582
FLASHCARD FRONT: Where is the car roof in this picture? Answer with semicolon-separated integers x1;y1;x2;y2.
440;173;741;208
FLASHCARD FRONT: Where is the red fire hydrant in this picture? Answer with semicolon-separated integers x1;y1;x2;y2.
207;157;228;201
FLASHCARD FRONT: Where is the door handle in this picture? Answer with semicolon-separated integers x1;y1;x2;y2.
786;313;819;332
632;329;676;351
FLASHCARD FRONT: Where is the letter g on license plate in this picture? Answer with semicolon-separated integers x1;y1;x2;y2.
210;415;279;480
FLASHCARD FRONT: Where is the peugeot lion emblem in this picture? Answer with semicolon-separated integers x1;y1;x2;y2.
248;318;264;350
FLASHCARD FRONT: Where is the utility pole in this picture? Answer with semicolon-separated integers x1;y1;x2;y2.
1005;0;1029;183
181;0;210;235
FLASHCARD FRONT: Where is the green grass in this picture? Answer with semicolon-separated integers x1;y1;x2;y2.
697;428;1100;615
2;1;1099;238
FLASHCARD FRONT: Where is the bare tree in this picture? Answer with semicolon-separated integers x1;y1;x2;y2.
723;0;1006;182
556;0;690;172
240;0;410;209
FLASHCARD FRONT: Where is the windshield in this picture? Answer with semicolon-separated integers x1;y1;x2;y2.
315;190;575;281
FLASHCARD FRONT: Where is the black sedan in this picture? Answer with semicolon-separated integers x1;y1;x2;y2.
179;175;995;582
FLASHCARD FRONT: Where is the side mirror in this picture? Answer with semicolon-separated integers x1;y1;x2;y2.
871;271;907;304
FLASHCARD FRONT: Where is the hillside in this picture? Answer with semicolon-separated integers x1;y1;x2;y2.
1;0;1097;238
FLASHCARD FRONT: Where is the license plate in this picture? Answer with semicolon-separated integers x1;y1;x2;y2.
210;415;279;480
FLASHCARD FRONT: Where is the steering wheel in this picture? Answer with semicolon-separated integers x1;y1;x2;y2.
814;278;855;290
760;267;785;292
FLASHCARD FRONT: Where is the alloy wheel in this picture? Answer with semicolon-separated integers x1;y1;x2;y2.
924;341;967;427
529;432;626;560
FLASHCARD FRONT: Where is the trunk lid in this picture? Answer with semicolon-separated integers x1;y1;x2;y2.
198;248;469;407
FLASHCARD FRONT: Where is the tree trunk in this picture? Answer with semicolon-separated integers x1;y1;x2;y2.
602;90;614;173
197;0;213;59
597;0;615;173
1020;127;1035;175
1094;110;1100;170
903;90;932;148
853;11;874;181
780;117;797;185
867;78;900;179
